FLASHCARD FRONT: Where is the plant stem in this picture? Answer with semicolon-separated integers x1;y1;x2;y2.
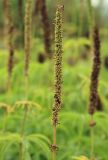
20;106;28;137
79;0;84;37
19;0;32;158
90;126;94;159
52;125;57;160
2;111;8;133
20;106;28;160
90;115;95;160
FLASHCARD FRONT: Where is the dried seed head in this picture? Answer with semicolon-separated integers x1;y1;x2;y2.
24;0;32;77
33;0;41;16
40;0;52;58
33;0;52;58
89;26;101;115
52;5;63;126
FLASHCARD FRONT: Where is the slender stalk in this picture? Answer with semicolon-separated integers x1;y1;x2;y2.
52;126;57;160
79;0;85;37
88;0;94;26
2;110;8;132
19;0;32;159
87;0;95;39
19;106;28;160
90;115;95;160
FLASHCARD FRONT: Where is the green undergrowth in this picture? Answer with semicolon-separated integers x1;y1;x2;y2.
0;38;108;159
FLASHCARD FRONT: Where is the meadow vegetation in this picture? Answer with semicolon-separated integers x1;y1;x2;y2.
0;0;108;160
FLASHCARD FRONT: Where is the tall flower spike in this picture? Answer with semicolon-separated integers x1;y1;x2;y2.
4;0;14;89
52;4;63;126
33;0;41;16
51;5;64;160
88;25;101;160
24;0;32;77
89;25;101;116
33;0;52;59
40;0;52;59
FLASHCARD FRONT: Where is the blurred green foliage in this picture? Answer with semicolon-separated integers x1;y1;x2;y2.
0;0;108;159
0;37;108;159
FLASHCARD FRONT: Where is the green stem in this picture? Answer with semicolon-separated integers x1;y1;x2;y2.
52;125;57;160
19;106;28;160
2;111;9;133
90;126;95;160
90;115;95;160
79;0;84;37
19;0;32;158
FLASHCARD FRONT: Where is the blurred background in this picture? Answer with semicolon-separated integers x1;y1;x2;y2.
0;0;108;159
